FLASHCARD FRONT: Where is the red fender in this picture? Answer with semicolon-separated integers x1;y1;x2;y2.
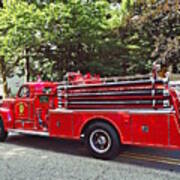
0;108;14;130
77;113;130;143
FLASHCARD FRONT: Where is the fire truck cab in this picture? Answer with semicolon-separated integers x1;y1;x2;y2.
0;73;180;159
0;82;58;134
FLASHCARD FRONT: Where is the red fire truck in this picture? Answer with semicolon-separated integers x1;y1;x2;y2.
0;72;180;159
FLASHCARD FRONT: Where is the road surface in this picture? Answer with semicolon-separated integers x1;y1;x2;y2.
0;134;180;180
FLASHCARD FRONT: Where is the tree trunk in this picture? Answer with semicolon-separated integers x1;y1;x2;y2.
24;49;30;82
0;0;3;8
2;72;8;98
0;59;8;98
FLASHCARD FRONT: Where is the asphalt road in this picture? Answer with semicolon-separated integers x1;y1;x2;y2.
0;134;180;180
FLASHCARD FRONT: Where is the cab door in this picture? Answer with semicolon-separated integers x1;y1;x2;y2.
14;85;35;129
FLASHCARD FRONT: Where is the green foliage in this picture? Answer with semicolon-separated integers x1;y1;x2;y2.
24;0;112;80
0;0;179;98
0;1;46;68
129;0;180;72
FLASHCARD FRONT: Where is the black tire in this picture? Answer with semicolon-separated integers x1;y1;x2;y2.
0;119;8;142
85;122;120;160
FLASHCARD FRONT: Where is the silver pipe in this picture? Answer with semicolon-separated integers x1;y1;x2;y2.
58;79;166;90
58;100;165;105
57;90;165;97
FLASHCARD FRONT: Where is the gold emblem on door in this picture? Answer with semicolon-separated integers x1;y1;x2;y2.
19;103;25;114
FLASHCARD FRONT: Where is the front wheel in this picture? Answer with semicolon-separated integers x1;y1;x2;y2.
85;122;120;159
0;119;8;142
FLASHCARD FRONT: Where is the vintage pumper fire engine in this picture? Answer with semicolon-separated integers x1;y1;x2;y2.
0;70;180;159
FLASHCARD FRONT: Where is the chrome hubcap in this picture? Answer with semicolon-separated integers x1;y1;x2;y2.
89;129;112;154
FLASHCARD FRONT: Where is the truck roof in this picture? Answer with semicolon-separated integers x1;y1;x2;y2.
21;82;59;96
24;82;59;86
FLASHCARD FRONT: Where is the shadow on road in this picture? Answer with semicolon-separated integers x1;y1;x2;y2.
5;134;180;173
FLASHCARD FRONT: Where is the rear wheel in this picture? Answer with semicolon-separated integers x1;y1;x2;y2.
85;122;120;159
0;119;8;142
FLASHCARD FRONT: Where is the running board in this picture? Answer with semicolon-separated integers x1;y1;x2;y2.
8;129;49;137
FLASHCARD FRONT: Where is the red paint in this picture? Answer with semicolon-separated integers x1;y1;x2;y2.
1;73;180;157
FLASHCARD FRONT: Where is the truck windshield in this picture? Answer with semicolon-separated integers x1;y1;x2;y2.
18;86;30;98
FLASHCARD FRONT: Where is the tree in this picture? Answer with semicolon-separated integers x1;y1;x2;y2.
0;0;113;92
26;0;113;80
0;3;19;97
0;1;49;96
96;0;180;76
1;0;178;99
128;0;180;73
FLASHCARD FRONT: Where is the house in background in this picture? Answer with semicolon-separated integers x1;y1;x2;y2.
0;75;24;97
7;75;24;96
